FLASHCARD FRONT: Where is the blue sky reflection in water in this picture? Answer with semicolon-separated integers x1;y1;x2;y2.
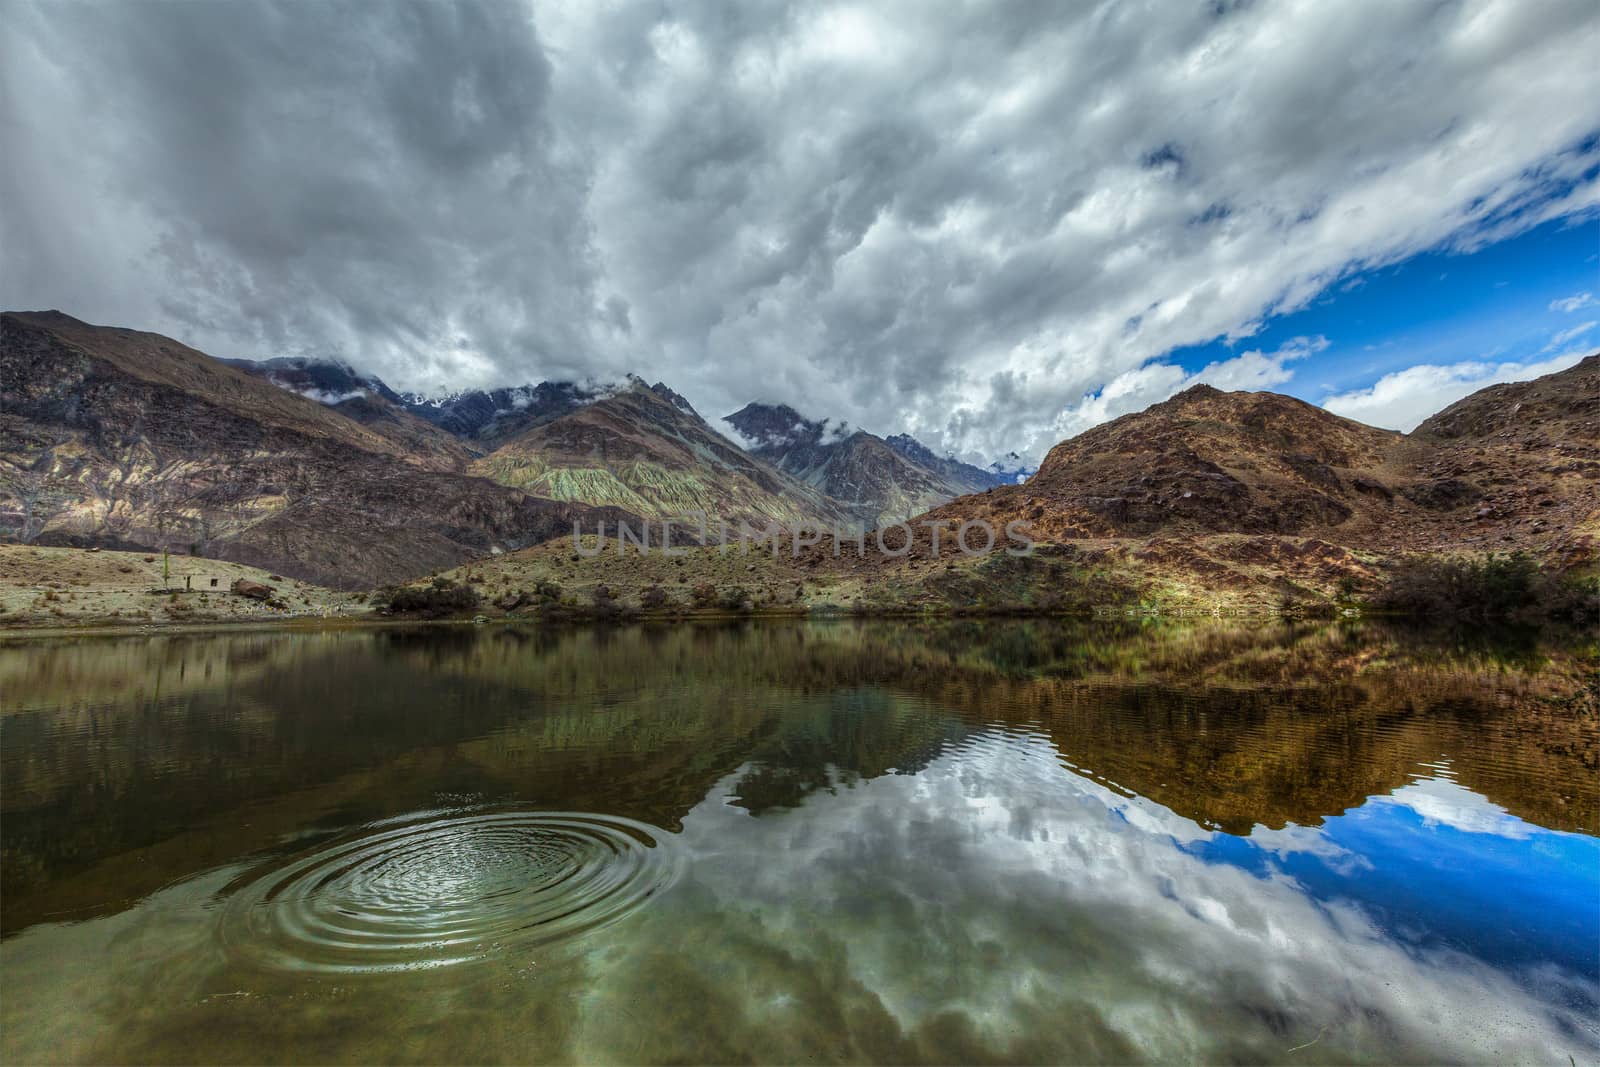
0;622;1596;1063
1190;773;1600;979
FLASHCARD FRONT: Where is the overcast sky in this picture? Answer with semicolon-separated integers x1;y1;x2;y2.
3;0;1598;463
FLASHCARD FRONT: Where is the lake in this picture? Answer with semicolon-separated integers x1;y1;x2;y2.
1;620;1596;1063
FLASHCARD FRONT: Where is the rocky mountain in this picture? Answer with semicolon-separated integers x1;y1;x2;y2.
234;355;1019;533
230;358;853;530
228;356;596;452
7;309;1590;607
222;354;400;405
723;403;1007;527
222;356;480;471
912;357;1599;567
1405;353;1600;569
984;451;1036;485
0;312;640;588
396;382;598;447
1018;385;1405;538
473;382;855;531
881;434;1010;495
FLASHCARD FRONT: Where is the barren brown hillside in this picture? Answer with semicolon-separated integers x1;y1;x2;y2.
914;357;1598;566
0;312;642;588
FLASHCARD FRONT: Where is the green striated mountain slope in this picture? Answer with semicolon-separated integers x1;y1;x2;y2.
472;381;857;532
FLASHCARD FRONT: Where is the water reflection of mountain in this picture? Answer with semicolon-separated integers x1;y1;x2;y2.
1;620;1593;935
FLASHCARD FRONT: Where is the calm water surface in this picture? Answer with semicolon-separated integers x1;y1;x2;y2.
1;620;1596;1063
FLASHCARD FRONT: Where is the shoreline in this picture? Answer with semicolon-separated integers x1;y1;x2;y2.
0;601;1331;641
4;540;1589;639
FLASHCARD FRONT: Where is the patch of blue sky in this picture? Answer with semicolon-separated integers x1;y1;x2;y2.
1165;213;1599;406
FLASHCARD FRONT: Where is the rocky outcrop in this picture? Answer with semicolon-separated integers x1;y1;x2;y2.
230;578;274;600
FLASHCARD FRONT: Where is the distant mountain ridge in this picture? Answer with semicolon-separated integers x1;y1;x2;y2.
9;310;1590;602
230;359;856;529
398;382;599;446
471;381;855;531
230;357;1010;530
0;316;864;588
984;451;1037;485
881;433;1020;492
724;403;1008;527
225;356;599;450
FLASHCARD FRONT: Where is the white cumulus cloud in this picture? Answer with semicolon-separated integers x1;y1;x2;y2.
1543;319;1597;351
1054;336;1327;440
1322;351;1587;431
1549;291;1598;313
3;0;1599;463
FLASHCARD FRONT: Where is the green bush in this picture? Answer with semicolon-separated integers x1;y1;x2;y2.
381;577;481;618
1372;552;1594;623
590;584;618;612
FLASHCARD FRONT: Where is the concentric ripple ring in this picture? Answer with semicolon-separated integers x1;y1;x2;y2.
220;809;682;973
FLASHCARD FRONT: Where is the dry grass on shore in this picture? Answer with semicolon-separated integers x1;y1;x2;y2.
0;545;365;629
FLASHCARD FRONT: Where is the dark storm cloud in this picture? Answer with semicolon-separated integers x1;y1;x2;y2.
4;0;1599;460
2;0;597;390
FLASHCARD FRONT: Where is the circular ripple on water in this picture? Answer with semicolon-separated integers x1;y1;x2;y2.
221;810;682;973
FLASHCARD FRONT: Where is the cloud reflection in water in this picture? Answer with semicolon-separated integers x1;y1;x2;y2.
572;726;1600;1063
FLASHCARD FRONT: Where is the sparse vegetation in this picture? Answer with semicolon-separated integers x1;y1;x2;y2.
379;577;481;618
1372;552;1598;624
